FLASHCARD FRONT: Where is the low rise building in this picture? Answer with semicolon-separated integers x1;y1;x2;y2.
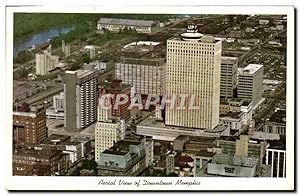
97;140;147;176
39;134;84;164
229;29;245;38
207;153;260;177
219;98;253;125
97;18;157;33
219;112;244;131
215;135;267;164
194;150;215;176
137;116;230;141
263;110;286;135
13;147;67;176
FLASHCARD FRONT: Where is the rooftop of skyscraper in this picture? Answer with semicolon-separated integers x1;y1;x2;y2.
102;140;142;156
65;69;96;78
241;64;264;75
221;56;238;62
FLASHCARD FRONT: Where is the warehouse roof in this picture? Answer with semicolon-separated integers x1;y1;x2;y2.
97;18;155;27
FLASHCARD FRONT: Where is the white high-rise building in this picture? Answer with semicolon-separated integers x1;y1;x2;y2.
115;58;166;96
95;98;125;164
165;25;222;129
64;70;98;132
238;64;264;106
36;45;59;75
221;56;238;98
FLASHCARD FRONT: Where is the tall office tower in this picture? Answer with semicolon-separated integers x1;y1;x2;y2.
220;56;238;99
165;25;222;129
99;80;131;122
13;104;47;144
64;70;98;132
115;58;166;96
237;64;264;106
94;101;125;164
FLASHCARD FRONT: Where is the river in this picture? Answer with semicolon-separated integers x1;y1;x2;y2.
13;26;74;57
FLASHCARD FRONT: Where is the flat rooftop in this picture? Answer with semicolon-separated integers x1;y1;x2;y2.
169;35;220;44
41;134;71;144
241;64;263;75
221;56;238;63
102;140;142;156
14;147;61;159
119;57;165;66
176;135;217;143
98;18;155;27
123;41;160;49
65;69;95;78
139;116;227;133
212;153;259;168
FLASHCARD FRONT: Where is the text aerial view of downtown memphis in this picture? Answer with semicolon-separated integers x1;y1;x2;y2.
12;13;287;177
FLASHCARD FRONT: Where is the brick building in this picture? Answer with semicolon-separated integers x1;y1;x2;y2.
98;80;131;122
13;103;47;145
13;147;67;176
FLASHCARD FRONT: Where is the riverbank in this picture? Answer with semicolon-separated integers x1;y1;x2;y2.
14;13;95;39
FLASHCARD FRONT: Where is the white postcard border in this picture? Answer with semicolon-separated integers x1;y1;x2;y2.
5;5;295;191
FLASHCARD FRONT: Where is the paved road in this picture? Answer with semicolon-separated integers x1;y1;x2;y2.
239;30;285;66
254;85;286;131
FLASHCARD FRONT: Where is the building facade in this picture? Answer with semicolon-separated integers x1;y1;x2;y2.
115;58;166;96
165;25;222;129
13;104;47;145
64;70;98;132
95;98;125;164
95;120;125;164
53;92;64;112
238;64;264;106
99;80;131;122
220;56;238;99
